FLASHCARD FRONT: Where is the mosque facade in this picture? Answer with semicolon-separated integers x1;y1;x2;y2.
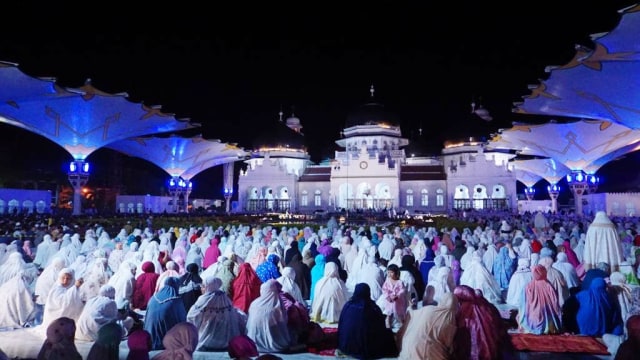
237;89;518;215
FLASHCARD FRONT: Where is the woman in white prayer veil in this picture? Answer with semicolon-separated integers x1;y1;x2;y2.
41;268;85;330
439;245;454;268
517;238;532;262
428;255;446;285
583;211;625;272
378;234;396;262
277;267;306;305
388;248;404;268
34;257;67;317
426;266;455;305
482;238;499;274
136;242;162;279
356;254;385;302
506;258;533;307
574;233;586;264
80;257;110;302
311;262;349;324
33;234;58;269
609;271;634;323
108;260;137;305
345;237;371;292
187;275;247;351
459;251;503;305
459;245;475;271
246;279;293;353
80;232;98;255
412;236;428;263
75;284;119;341
0;264;39;328
0;252;29;285
552;252;580;290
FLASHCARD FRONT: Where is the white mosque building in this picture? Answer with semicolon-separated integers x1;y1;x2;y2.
237;87;517;214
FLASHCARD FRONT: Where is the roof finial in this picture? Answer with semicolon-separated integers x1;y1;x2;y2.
291;105;295;117
370;84;375;98
278;105;283;122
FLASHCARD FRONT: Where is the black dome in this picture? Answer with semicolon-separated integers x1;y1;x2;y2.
252;121;306;151
345;101;400;128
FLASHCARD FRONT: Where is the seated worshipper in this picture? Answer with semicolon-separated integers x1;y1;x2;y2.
582;262;611;290
337;283;398;359
107;260;137;307
36;316;82;360
419;247;437;285
452;285;512;360
459;250;503;305
376;263;409;331
155;261;180;293
0;264;39;329
76;284;119;341
256;253;282;283
610;271;635;322
186;276;247;351
397;292;458;360
144;276;187;350
309;254;326;302
583;211;625;272
400;254;426;302
150;321;198;360
506;258;533;308
565;277;623;336
518;264;562;335
231;262;263;314
246;279;294;353
358;253;385;302
277;267;306;305
178;263;203;313
492;242;517;291
79;257;111;303
538;254;569;306
310;261;349;324
41;268;85;330
34;257;67;324
126;325;152;360
277;284;321;347
228;334;259;360
214;257;238;297
86;321;123;360
615;314;640;360
286;252;311;301
553;252;581;291
131;261;160;311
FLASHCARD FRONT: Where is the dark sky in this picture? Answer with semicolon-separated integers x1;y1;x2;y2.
0;1;637;198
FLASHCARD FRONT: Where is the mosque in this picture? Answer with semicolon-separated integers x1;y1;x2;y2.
237;86;517;215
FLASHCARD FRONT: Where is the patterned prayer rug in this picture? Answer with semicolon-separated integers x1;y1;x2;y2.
307;327;338;356
509;333;610;355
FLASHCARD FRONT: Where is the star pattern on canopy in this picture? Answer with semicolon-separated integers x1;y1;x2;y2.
510;158;571;186
106;134;249;180
0;62;197;160
488;120;640;172
514;4;640;129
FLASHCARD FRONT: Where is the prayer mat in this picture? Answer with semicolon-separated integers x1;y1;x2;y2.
509;333;609;355
307;327;338;356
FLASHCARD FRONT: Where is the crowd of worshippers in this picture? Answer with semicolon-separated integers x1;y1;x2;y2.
0;210;639;359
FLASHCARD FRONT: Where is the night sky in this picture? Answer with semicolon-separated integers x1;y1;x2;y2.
0;1;637;199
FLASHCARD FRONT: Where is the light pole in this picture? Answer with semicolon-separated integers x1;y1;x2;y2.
566;170;589;216
547;183;560;214
68;160;90;216
524;187;535;201
223;187;233;214
586;173;599;194
167;176;192;213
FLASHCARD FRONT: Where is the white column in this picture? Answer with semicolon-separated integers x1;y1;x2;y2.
223;162;235;213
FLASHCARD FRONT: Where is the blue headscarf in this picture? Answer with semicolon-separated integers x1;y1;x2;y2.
144;276;187;350
256;253;281;283
575;277;623;336
309;254;326;301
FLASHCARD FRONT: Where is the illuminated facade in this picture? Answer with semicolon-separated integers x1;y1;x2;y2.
237;88;517;214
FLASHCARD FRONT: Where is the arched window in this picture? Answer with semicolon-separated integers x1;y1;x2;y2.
421;189;428;206
406;189;414;207
436;188;444;207
314;190;322;206
301;190;308;207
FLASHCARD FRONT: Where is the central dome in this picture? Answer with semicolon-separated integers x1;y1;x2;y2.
345;86;400;128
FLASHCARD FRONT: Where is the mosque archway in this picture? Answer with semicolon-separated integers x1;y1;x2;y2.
338;183;354;210
8;199;18;214
36;200;47;214
22;200;34;214
491;185;506;199
0;199;5;214
473;184;488;209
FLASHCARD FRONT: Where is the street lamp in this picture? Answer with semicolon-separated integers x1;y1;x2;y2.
566;170;589;216
547;183;560;214
524;187;535;201
68;160;90;215
223;187;233;214
167;176;192;213
586;173;599;194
